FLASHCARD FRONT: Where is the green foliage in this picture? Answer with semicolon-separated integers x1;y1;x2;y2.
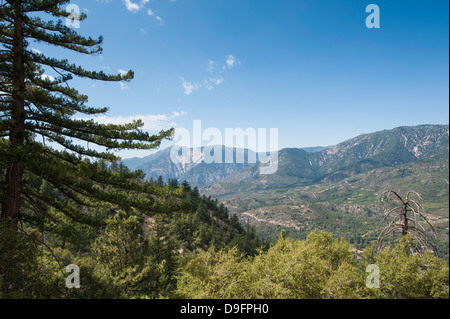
86;214;177;298
175;231;449;299
175;231;365;299
364;234;449;299
0;218;72;298
169;182;268;256
174;246;246;299
0;174;264;298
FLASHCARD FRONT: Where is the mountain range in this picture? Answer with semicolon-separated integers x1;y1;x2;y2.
123;145;258;185
124;124;449;189
123;124;449;257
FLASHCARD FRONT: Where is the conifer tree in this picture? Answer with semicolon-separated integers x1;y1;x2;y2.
0;0;174;292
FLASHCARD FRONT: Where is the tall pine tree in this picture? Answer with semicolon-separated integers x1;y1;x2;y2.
0;0;174;292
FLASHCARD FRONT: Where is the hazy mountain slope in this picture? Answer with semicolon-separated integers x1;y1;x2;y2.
123;124;448;190
123;146;258;185
206;125;449;193
314;124;449;179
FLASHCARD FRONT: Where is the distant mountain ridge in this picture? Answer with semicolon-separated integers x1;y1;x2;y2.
123;145;258;185
219;124;449;190
123;125;449;188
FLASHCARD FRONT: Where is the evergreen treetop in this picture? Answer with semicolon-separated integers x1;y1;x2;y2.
1;0;174;227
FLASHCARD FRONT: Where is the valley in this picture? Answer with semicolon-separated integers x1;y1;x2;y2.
124;124;450;258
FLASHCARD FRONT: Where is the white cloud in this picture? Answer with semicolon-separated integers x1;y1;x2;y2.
210;77;224;85
181;78;200;95
119;82;130;90
207;60;217;73
118;69;130;89
181;77;225;94
88;111;186;132
147;8;164;25
41;74;55;81
121;0;151;13
225;54;238;69
31;48;43;55
171;111;187;117
181;55;238;95
117;1;166;26
122;0;140;12
203;81;213;90
155;16;164;25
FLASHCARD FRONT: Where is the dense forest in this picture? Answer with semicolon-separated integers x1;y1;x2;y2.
0;1;448;299
0;166;267;298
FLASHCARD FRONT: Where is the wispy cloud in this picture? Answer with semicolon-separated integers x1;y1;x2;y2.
181;78;200;95
85;111;187;132
119;82;130;90
225;55;238;69
97;0;168;26
117;69;130;89
40;74;55;82
155;15;164;25
182;55;239;95
122;0;140;12
171;111;187;117
207;60;218;73
31;48;43;55
210;77;224;86
147;7;164;25
116;0;165;25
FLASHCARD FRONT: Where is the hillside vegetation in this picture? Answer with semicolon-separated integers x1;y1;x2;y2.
199;126;449;259
0;173;265;298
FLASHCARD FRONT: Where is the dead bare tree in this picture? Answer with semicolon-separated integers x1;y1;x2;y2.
376;190;438;256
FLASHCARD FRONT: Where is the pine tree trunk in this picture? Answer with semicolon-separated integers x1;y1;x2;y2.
1;0;25;294
1;0;25;226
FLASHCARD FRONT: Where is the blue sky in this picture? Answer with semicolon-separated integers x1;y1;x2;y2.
32;0;449;158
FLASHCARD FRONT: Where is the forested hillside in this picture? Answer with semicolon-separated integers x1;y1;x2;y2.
0;166;266;298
